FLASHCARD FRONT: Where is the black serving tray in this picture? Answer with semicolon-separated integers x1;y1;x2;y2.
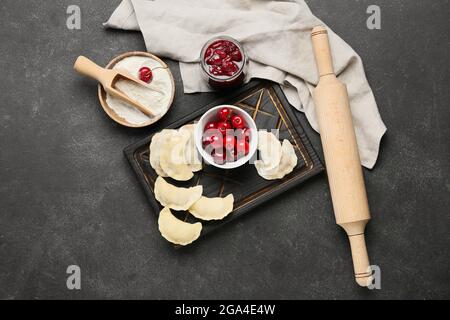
124;81;324;242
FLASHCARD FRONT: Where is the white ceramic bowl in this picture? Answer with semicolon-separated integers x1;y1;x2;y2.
195;105;258;169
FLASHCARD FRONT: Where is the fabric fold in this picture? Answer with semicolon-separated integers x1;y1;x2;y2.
105;0;386;169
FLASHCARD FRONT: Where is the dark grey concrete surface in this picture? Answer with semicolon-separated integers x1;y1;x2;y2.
0;0;448;300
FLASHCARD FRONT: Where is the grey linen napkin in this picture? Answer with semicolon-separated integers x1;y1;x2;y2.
105;0;386;169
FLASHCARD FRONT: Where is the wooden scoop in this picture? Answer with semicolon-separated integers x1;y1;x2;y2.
74;56;155;117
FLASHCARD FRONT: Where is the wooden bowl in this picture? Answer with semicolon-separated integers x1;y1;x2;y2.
97;51;175;128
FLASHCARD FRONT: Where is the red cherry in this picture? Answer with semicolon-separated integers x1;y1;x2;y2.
204;122;217;131
202;131;221;146
212;148;226;164
230;50;243;62
203;134;222;157
231;114;245;129
222;61;239;76
217;121;232;135
222;41;237;53
236;139;250;157
223;135;236;150
139;66;150;74
235;128;248;141
211;41;224;49
139;67;153;83
211;135;222;147
218;107;232;121
215;50;227;59
222;45;231;54
207;54;222;66
226;147;238;162
202;135;213;147
204;48;213;59
210;65;223;76
221;55;231;64
242;127;251;141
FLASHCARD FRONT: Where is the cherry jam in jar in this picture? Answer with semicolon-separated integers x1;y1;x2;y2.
200;36;247;90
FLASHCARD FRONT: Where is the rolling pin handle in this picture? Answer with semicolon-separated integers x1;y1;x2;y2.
348;233;373;287
311;26;335;77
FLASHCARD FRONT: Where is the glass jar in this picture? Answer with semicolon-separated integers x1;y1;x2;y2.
200;36;248;90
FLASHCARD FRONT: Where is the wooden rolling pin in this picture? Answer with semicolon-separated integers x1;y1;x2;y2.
311;26;373;287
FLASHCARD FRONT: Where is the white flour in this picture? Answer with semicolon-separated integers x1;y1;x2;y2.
106;56;173;125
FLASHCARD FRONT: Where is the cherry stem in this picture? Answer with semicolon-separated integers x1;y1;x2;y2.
138;66;169;94
151;66;168;71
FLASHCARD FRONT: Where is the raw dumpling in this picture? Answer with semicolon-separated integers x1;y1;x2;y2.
261;140;297;180
158;207;202;245
254;131;282;176
159;130;194;181
189;194;234;221
149;126;201;179
256;140;298;180
273;140;297;178
149;129;176;177
154;176;203;210
179;124;202;172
